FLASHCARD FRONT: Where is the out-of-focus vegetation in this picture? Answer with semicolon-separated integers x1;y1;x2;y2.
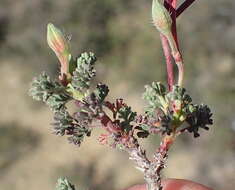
0;0;234;190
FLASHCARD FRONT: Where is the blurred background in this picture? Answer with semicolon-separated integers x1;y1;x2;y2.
0;0;235;190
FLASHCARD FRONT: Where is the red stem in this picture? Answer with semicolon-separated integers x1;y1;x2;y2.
161;0;178;91
164;0;179;47
176;0;196;18
170;0;179;48
161;0;197;89
160;34;174;91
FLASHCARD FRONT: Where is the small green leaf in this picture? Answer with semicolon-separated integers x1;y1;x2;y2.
55;177;76;190
143;82;167;115
94;83;109;103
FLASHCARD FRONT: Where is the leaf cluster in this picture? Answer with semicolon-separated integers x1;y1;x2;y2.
141;82;213;137
186;104;213;137
53;109;91;146
29;72;71;111
71;52;97;92
29;52;102;146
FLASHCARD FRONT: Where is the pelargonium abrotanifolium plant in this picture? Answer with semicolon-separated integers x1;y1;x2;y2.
29;1;213;190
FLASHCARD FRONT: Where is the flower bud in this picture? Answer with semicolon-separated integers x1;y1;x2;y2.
152;0;172;36
47;23;70;79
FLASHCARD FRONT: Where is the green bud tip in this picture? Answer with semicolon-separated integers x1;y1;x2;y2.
47;23;69;55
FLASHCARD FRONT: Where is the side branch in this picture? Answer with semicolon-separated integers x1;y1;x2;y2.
176;0;197;18
126;141;151;173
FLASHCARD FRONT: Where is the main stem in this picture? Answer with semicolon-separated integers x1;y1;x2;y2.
127;138;170;190
99;111;169;190
127;134;176;190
